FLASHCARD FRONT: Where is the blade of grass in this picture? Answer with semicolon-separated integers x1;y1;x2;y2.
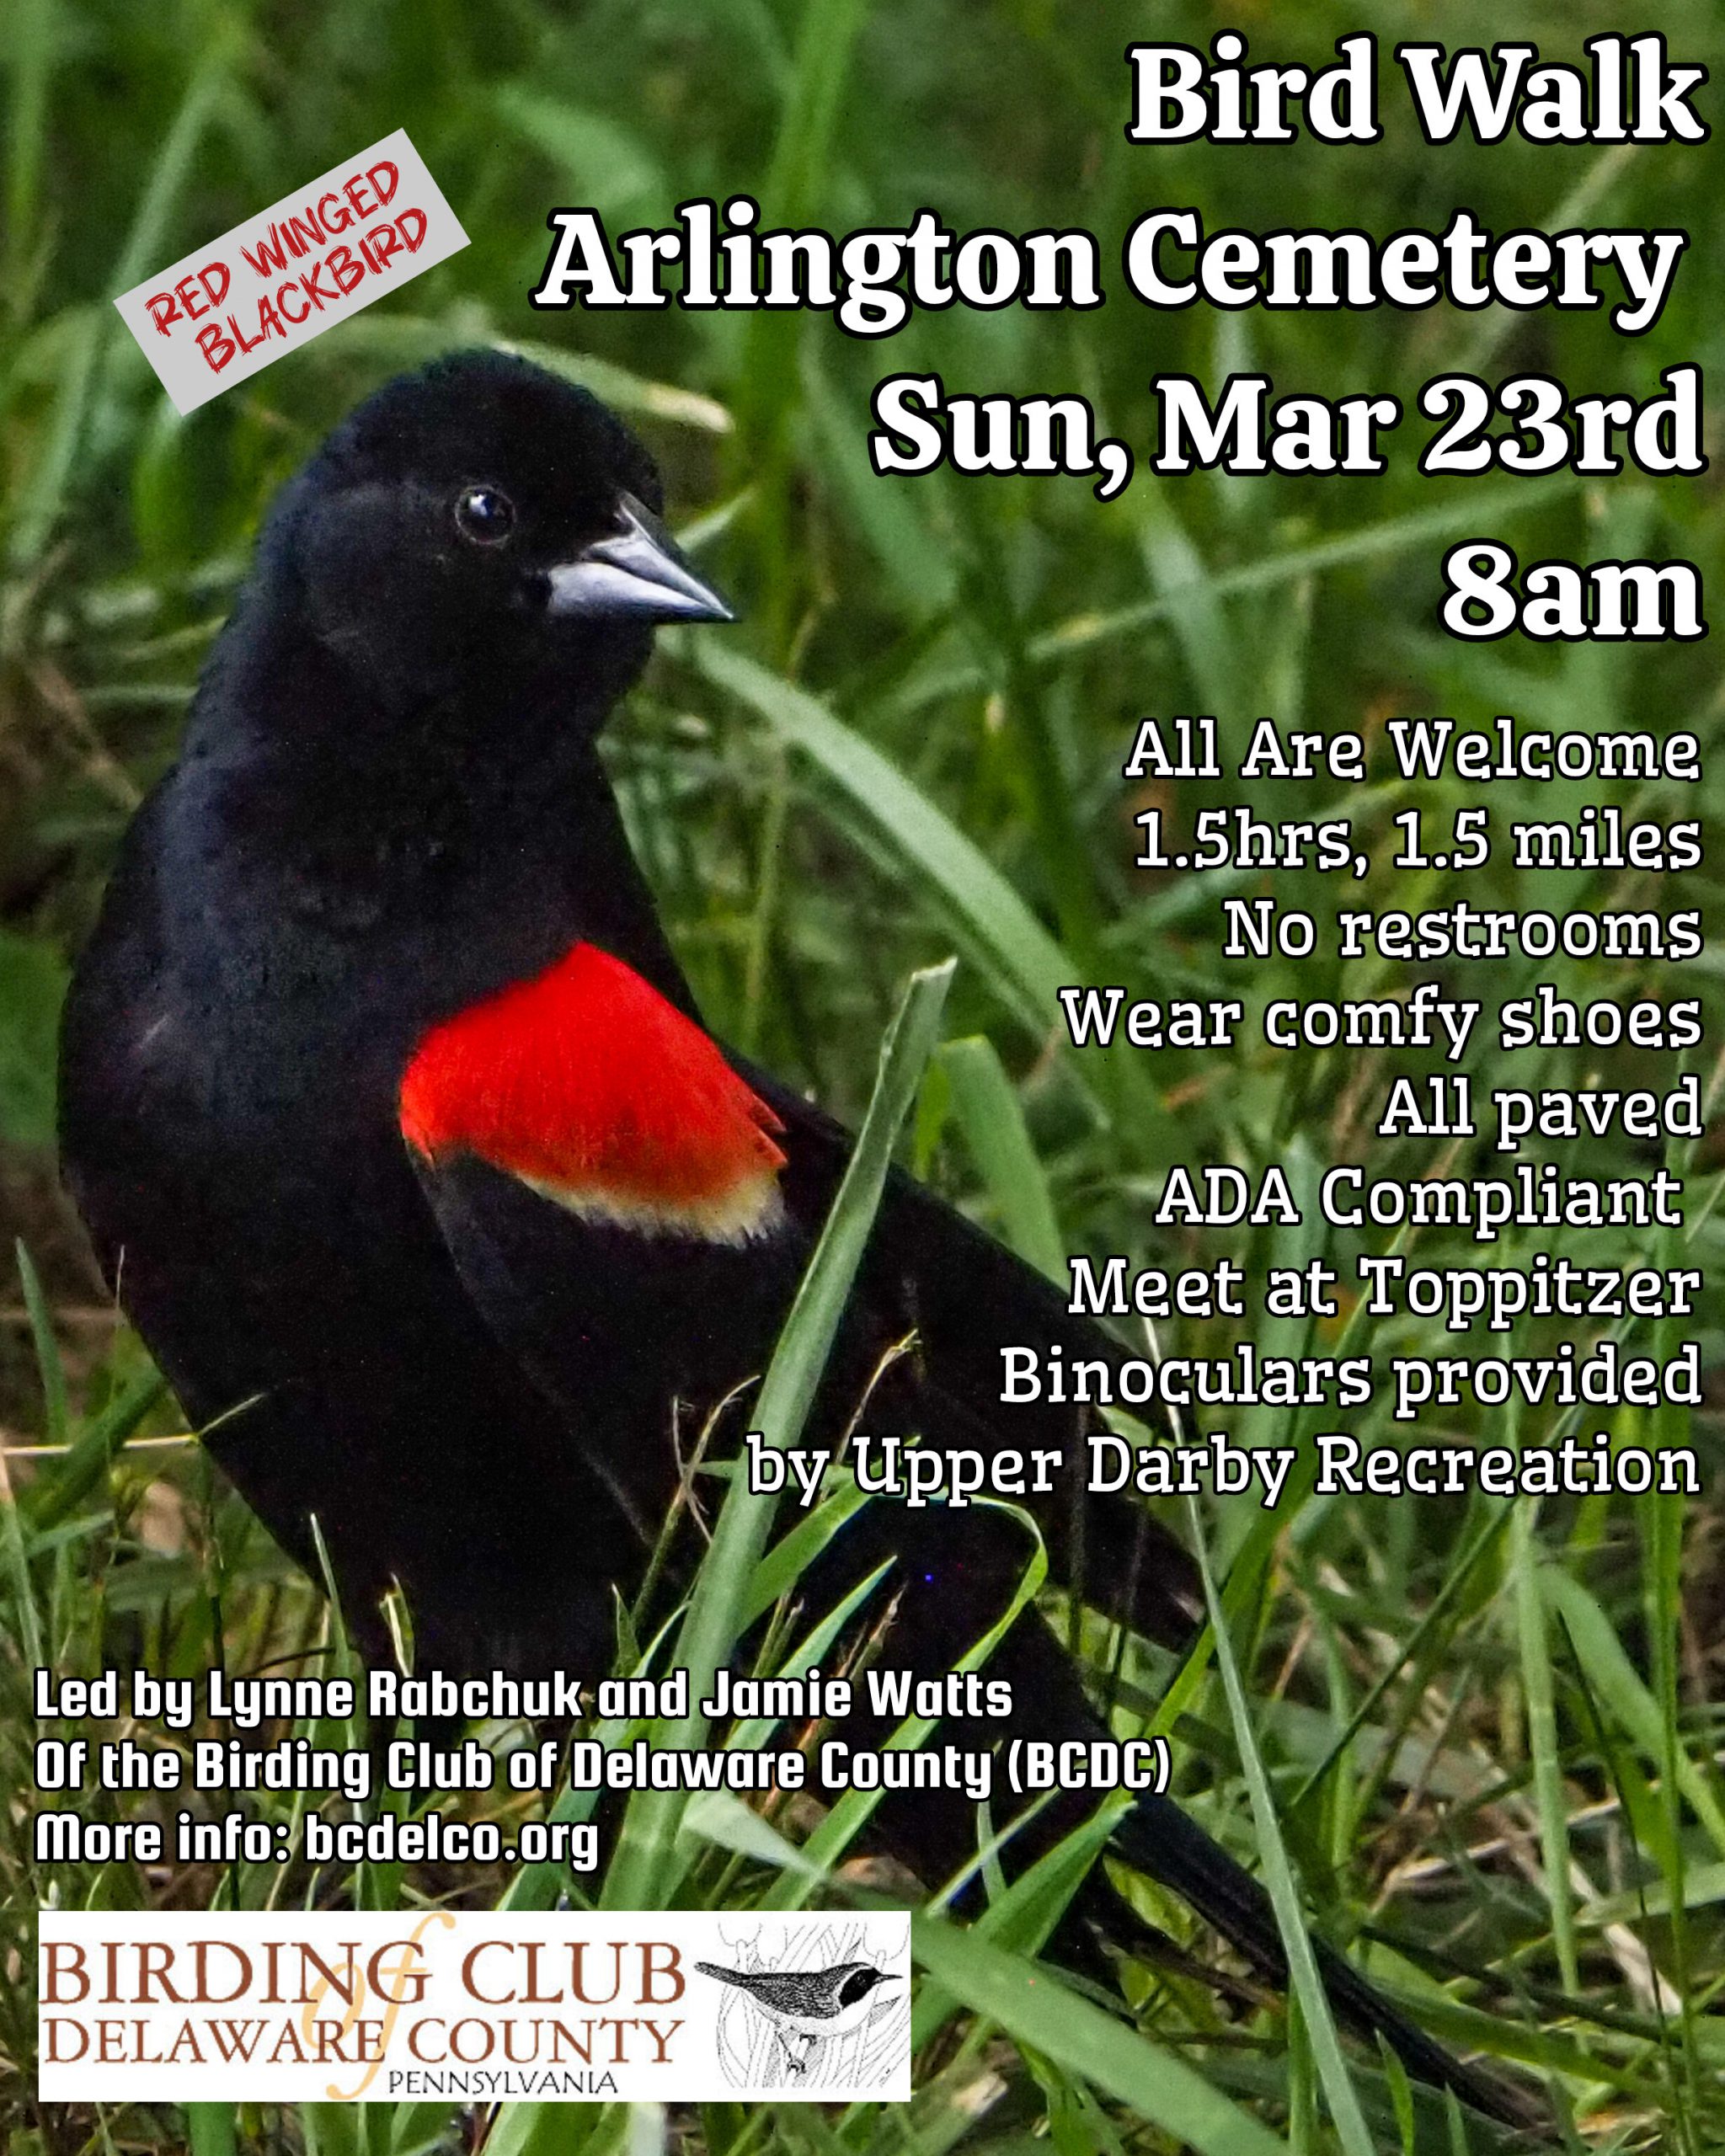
886;478;1578;716
679;1785;826;1878
728;1556;892;1750
909;1914;1289;2156
14;1241;67;1448
3;0;53;309
1135;488;1240;718
740;1476;875;1625
757;0;867;228
1540;1568;1725;1860
494;1612;686;1916
1187;1497;1375;2156
29;1368;166;1530
1289;1507;1512;1815
302;2100;367;2156
184;2105;238;2156
912;1796;1122;2045
735;0;868;651
0;1423;44;1673
694;644;1071;1035
761;1501;1048;1911
692;643;1175;1150
937;1036;1065;1283
9;22;241;567
1512;1497;1580;2002
501;333;739;435
945;494;1108;974
317;318;732;434
1647;1431;1700;2134
598;957;953;1910
1033;478;1581;663
1455;144;1641;376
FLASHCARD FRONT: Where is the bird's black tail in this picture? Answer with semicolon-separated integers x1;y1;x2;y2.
1108;1792;1541;2131
839;1569;1541;2130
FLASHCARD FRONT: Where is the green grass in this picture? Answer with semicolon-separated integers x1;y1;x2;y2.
3;0;1723;2150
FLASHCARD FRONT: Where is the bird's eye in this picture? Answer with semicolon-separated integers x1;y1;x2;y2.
454;485;515;545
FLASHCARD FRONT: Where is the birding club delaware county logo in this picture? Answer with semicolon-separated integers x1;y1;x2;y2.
39;1910;912;2103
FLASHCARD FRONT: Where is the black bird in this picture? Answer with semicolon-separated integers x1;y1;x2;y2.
695;1960;897;2074
59;351;1529;2127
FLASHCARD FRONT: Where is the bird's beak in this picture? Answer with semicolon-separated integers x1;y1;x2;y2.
545;494;734;624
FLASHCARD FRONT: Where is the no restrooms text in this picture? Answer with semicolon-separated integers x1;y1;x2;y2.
528;34;1710;639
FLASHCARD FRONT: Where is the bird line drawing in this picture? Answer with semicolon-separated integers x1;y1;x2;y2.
697;1960;895;2079
695;1924;907;2090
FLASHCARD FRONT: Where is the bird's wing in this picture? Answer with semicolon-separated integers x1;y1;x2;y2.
398;952;1535;2127
399;937;1200;1643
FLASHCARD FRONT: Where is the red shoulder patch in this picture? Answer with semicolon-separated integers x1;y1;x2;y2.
399;942;787;1242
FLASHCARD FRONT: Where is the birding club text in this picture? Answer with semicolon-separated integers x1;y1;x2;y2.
31;1662;1172;1878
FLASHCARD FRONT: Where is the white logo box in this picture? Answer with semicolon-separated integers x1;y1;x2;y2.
113;129;468;414
40;1908;911;2104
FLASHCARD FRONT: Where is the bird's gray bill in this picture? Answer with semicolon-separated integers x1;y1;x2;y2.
546;494;734;624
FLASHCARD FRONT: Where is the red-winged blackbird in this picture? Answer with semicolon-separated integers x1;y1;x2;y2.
60;352;1529;2125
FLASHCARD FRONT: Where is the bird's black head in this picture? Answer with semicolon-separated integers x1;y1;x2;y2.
254;349;731;722
836;1966;894;2008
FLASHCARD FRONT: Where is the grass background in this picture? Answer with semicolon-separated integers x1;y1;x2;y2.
2;0;1722;2148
